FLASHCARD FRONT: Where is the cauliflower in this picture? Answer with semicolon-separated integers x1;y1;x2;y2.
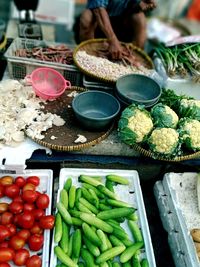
151;103;179;128
179;99;200;120
148;128;179;155
179;118;200;151
118;104;153;145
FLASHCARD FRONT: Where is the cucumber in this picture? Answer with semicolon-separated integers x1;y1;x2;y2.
54;246;78;267
56;202;72;225
82;222;102;247
60;189;68;210
128;220;143;243
60;221;69;253
106;175;129;185
97;208;135;220
64;178;72;191
96;246;125;264
80;213;113;233
54;212;62;243
72;229;82;259
120;242;144;263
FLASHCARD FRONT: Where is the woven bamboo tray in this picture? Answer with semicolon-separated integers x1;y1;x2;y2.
26;87;114;151
73;38;154;83
133;143;200;162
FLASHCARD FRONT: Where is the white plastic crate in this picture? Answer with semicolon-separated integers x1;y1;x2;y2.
50;168;156;267
4;37;83;86
0;166;53;267
154;172;200;267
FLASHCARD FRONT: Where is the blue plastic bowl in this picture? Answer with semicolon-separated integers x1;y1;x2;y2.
72;91;121;131
116;74;162;107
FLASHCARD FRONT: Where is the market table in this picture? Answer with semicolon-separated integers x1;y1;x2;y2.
1;17;200;267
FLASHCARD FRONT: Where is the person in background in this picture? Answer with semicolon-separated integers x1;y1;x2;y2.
74;0;156;60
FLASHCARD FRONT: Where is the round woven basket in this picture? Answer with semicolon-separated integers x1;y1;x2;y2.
26;86;115;152
73;38;154;83
133;143;200;162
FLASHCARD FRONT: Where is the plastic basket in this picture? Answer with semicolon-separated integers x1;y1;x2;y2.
4;37;83;86
26;67;71;100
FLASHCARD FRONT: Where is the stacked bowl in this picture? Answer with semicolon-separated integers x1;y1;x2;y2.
115;74;162;108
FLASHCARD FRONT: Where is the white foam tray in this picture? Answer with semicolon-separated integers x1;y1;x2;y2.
50;168;156;267
154;172;200;267
0;168;53;267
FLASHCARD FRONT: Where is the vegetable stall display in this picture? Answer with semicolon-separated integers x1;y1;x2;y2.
118;89;200;160
154;42;200;82
0;175;55;266
51;169;155;267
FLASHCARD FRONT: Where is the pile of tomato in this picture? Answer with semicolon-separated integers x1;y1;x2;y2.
0;175;55;267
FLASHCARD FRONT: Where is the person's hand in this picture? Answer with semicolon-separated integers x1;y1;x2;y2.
108;38;124;60
139;0;156;12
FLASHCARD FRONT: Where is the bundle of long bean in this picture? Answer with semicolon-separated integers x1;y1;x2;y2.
154;43;200;82
15;44;74;64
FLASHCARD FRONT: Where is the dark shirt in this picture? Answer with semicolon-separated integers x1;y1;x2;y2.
87;0;138;16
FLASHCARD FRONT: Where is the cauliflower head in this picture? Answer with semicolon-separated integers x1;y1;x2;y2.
151;103;179;128
148;128;179;155
179;99;200;120
179;118;200;151
118;104;153;145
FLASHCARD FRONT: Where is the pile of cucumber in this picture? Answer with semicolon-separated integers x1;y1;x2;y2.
53;174;149;267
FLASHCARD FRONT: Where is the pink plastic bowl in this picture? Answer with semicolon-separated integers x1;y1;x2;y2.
26;67;71;100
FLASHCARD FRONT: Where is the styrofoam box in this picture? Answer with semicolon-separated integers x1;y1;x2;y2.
154;172;200;267
50;168;156;267
0;168;53;267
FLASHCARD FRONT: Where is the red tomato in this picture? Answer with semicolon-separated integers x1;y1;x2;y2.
4;184;20;199
26;255;41;267
0;225;11;242
0;203;9;214
35;191;41;198
26;176;40;187
0;248;15;263
0;242;9;248
39;215;55;230
9;201;23;215
17;229;31;242
22;183;35;192
15;177;26;188
0;185;4;198
13;248;30;266
13;214;21;226
28;234;44;251
30;223;43;235
23;203;35;212
22;190;38;204
18;212;35;229
1;212;13;225
36;194;49;210
0;263;10;267
12;196;23;203
32;209;45;220
0;176;14;186
6;224;17;237
9;235;25;250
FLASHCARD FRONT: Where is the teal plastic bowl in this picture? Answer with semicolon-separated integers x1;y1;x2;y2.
115;74;162;107
72;91;121;131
